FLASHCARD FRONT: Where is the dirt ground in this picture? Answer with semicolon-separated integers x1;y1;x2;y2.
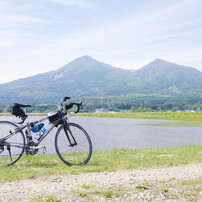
0;163;201;201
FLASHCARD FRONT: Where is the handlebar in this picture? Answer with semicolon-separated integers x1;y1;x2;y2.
60;96;82;114
63;102;82;114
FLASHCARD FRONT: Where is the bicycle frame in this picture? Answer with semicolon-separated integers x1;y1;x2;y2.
1;109;63;147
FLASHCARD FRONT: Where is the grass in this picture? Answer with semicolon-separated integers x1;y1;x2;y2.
75;185;126;199
77;112;202;121
135;184;150;190
31;194;62;202
0;145;201;182
1;112;202;122
0;113;47;116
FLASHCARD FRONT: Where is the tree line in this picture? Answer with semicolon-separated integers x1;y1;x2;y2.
0;95;202;113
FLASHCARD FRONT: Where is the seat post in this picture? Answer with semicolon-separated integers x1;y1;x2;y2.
24;108;27;116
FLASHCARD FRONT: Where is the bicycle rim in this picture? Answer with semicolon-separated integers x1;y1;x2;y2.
55;123;92;166
0;121;25;166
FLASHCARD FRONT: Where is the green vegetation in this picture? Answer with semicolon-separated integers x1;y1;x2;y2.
74;185;126;199
135;184;150;190
74;176;202;201
32;194;61;202
1;106;202;123
80;95;202;112
1;95;202;114
78;112;202;121
0;145;201;182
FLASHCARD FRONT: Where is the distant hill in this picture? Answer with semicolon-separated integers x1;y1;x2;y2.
0;56;202;104
133;59;202;94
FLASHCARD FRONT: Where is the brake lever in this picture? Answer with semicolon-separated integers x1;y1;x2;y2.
61;96;71;106
80;102;83;110
62;96;71;102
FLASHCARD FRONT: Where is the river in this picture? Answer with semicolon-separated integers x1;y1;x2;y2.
0;116;201;153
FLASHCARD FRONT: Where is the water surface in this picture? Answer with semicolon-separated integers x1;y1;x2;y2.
0;116;201;152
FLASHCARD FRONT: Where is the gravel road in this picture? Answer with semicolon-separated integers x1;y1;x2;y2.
0;163;201;201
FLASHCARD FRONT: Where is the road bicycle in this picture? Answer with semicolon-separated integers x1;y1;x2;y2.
0;97;92;166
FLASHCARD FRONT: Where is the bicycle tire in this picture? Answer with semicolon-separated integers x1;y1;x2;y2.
0;121;25;166
55;122;92;166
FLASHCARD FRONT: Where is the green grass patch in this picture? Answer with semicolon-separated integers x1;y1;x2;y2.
1;112;202;122
0;113;47;116
77;112;202;121
0;145;201;182
31;194;61;202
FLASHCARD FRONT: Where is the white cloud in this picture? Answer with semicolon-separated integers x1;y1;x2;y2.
45;0;93;7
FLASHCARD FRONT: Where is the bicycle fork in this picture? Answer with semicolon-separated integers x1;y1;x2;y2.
64;123;77;147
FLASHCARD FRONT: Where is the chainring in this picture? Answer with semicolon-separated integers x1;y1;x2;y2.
26;141;39;155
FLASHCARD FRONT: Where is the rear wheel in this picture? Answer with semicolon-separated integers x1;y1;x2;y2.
55;122;92;166
0;121;25;166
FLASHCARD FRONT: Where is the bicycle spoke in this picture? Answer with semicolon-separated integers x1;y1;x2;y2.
75;146;87;153
77;144;90;149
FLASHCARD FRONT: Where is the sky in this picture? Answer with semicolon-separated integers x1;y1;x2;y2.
0;0;202;84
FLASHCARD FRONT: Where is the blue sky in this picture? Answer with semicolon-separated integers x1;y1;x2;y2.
0;0;202;83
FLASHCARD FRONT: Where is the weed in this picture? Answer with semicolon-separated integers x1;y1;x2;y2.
103;187;113;198
163;188;169;193
189;187;201;192
32;194;61;202
135;184;149;190
182;177;202;186
80;183;95;189
74;189;88;197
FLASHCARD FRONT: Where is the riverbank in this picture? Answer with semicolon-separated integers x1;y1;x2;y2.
77;112;202;121
1;111;202;121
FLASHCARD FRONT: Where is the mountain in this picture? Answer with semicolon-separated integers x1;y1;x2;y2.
133;59;202;93
0;56;202;104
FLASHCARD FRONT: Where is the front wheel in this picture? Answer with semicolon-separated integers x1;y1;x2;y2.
55;122;92;166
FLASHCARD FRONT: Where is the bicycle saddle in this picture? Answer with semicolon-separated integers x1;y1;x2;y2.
13;103;32;108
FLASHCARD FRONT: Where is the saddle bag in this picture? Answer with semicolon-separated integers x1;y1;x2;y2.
11;106;26;118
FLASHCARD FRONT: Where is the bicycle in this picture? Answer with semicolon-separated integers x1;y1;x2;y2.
0;96;92;166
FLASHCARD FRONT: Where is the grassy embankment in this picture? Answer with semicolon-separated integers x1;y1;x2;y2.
1;112;202;121
77;112;202;121
0;145;201;182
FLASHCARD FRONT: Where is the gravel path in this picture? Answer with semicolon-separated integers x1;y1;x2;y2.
0;163;201;201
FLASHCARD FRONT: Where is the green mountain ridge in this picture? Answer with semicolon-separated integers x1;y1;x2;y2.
0;56;202;104
134;59;202;93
